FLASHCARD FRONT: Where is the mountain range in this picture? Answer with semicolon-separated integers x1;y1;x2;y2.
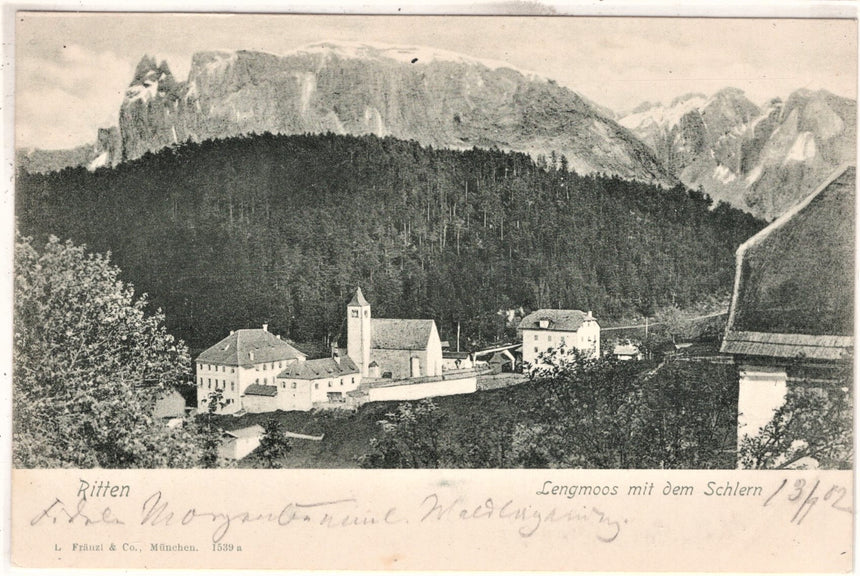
618;88;856;220
16;42;857;220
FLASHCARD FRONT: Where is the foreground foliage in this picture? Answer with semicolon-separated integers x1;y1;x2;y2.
362;351;738;468
13;236;207;468
738;363;853;469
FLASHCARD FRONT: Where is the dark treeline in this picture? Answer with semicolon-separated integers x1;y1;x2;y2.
17;132;762;353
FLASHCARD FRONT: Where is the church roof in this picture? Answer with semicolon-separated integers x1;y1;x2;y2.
722;164;855;361
349;287;370;307
519;309;596;332
278;354;360;380
371;318;436;350
196;329;307;366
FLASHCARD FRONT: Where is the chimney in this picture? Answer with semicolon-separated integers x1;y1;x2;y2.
249;351;255;362
230;330;234;335
586;311;594;320
332;344;341;365
262;323;268;332
277;334;281;340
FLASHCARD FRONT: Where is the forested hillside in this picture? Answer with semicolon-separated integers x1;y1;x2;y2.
16;133;762;352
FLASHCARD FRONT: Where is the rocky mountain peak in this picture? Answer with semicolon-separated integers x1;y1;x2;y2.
620;87;855;219
113;44;675;186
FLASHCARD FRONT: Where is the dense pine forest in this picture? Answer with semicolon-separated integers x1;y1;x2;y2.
16;133;762;353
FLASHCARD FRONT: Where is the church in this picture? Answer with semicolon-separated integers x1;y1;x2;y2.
195;287;446;414
347;287;443;380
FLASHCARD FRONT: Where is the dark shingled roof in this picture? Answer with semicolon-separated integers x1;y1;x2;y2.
278;354;360;380
196;329;307;366
722;332;852;361
519;309;597;332
722;165;855;361
244;384;278;397
371;319;436;350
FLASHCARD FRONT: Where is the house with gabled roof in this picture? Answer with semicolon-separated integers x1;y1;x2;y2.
195;324;307;414
519;308;600;366
721;164;854;453
277;350;361;406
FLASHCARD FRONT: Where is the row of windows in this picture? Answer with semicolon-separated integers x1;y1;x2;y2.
255;362;286;371
534;334;568;344
198;364;237;374
199;377;236;392
197;375;357;392
196;362;288;373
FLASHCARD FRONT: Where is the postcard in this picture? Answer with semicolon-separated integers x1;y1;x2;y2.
7;8;856;572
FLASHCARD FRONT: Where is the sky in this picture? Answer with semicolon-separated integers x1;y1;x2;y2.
15;12;857;150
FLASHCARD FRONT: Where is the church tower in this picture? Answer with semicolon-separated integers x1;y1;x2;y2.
347;287;371;376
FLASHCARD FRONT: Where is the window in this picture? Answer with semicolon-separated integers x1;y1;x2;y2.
328;382;332;388
199;377;203;386
279;362;283;369
340;379;344;387
256;378;259;384
534;347;538;353
231;382;235;391
264;378;267;385
291;382;297;389
548;335;553;341
534;334;539;341
231;367;235;373
315;383;319;389
351;377;355;384
364;310;369;317
208;378;211;386
351;309;359;318
560;337;566;345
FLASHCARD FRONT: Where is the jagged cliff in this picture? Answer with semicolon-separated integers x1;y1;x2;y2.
620;88;856;219
114;42;676;186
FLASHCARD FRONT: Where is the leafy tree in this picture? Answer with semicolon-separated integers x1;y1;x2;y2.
520;348;737;468
253;417;293;468
13;235;204;468
738;364;853;469
360;349;737;469
360;399;449;468
196;389;226;468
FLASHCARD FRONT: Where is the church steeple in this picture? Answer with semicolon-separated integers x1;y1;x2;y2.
348;287;370;307
347;287;371;376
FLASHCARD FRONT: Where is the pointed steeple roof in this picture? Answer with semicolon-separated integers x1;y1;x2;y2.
348;287;370;307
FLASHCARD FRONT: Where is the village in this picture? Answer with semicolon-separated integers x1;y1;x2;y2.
170;166;854;464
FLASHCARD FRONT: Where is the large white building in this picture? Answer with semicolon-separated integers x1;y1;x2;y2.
519;309;600;365
196;326;307;414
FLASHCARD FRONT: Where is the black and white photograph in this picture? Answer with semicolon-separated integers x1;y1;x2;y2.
6;8;857;572
12;11;855;472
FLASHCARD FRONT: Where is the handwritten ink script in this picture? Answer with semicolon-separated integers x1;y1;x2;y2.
30;490;625;544
26;476;852;560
